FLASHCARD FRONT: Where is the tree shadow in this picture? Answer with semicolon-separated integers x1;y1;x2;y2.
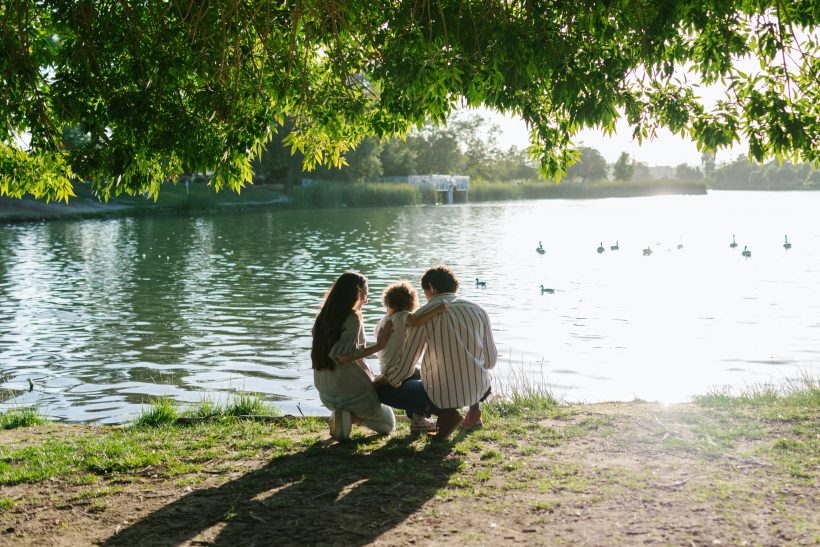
103;434;461;546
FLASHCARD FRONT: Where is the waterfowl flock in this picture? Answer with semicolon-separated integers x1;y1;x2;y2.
526;234;794;294
583;234;792;258
728;234;792;257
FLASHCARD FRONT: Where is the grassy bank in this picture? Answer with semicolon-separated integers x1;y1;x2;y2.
0;182;290;223
1;379;816;545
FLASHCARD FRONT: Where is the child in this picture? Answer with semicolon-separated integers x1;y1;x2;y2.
373;280;446;432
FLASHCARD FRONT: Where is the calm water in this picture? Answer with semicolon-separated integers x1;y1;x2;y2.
1;191;818;423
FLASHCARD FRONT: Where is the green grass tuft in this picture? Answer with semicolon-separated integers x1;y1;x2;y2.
133;398;180;428
224;394;280;417
693;375;820;407
0;407;47;430
182;398;225;419
693;375;819;415
484;362;562;418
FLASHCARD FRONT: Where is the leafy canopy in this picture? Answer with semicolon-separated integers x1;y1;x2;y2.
2;0;819;201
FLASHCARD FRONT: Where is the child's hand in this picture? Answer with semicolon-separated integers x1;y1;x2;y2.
337;354;354;363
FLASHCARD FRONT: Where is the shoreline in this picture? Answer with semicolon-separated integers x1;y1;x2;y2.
0;180;711;224
0;183;292;224
1;383;817;545
6;180;818;225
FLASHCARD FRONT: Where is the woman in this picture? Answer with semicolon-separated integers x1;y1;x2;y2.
312;271;395;441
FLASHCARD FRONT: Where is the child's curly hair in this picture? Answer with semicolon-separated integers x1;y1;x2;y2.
382;280;419;312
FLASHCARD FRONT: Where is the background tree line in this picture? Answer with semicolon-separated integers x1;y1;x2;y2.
251;113;538;190
545;148;820;190
250;113;820;192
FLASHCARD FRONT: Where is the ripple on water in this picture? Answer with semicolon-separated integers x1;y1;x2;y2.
2;195;820;421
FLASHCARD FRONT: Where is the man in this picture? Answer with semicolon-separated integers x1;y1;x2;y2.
376;265;497;441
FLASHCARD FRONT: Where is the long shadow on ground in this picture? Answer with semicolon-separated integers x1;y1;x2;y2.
103;434;460;546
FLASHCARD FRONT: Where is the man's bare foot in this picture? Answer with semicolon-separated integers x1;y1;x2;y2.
429;410;463;442
463;408;483;430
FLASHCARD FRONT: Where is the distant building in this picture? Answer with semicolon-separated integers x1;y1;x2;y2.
376;175;470;203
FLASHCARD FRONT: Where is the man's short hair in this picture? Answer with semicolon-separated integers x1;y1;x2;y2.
382;280;419;312
421;265;459;294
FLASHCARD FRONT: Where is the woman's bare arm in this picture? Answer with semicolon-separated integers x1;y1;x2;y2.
337;321;394;362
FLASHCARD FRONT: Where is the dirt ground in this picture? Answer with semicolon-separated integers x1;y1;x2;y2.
1;402;817;546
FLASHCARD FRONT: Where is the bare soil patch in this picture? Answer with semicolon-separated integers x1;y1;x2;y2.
1;402;817;545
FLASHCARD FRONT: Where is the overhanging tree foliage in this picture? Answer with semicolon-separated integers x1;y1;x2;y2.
2;0;819;201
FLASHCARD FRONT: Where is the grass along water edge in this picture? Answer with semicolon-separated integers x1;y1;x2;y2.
1;377;815;485
1;379;817;544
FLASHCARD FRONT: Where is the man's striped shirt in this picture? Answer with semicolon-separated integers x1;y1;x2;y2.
384;292;497;409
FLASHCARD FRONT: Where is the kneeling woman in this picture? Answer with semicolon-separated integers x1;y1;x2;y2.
312;272;396;441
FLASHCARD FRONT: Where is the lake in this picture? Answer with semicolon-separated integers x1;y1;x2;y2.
1;191;818;423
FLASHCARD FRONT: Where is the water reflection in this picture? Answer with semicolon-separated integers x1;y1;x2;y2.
1;192;819;423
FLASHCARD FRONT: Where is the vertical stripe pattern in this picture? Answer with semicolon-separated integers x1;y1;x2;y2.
386;293;497;409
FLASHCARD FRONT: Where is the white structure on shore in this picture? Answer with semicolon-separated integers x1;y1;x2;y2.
377;175;469;204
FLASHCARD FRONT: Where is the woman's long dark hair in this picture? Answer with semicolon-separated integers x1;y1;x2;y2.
311;272;367;371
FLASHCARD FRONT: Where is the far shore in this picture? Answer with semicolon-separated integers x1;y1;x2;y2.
0;182;292;224
0;179;711;224
6;179;820;225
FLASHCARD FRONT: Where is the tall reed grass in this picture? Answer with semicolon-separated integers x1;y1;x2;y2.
484;361;562;418
468;179;707;202
693;373;819;409
289;179;706;209
290;181;437;208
